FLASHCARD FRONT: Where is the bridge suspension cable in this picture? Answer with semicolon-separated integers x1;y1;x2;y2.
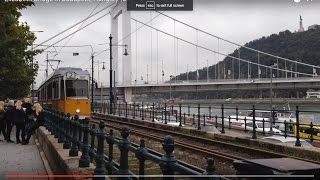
155;11;320;70
131;17;314;77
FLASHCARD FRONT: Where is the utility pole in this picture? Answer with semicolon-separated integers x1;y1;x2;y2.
206;60;209;82
109;35;114;114
91;54;94;112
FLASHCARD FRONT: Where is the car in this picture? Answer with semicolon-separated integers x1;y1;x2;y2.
241;121;282;134
262;135;314;148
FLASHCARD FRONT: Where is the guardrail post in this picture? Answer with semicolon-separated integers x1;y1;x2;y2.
78;118;83;150
93;121;106;180
236;106;238;123
203;114;206;127
69;115;79;157
215;115;218;128
192;114;195;125
242;116;247;133
262;118;265;136
284;120;287;138
142;102;144;120
106;129;115;175
198;106;201;129
179;104;182;127
252;105;257;139
152;103;155;122
295;106;301;147
133;103;136;119
221;105;225;134
165;103;167;124
79;117;90;167
159;135;176;180
125;102;128;117
63;113;71;149
89;124;96;163
136;139;148;179
58;112;65;143
118;127;130;176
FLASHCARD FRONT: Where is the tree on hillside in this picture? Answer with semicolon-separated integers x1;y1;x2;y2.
0;1;42;99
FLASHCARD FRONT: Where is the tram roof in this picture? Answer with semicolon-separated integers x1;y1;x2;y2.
38;67;90;90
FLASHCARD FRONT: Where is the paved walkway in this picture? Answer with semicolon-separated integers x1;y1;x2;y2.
0;126;48;180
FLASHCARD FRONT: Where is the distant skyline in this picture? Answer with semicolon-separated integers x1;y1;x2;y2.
20;0;320;88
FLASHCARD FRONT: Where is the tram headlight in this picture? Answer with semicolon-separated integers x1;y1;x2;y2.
76;109;80;113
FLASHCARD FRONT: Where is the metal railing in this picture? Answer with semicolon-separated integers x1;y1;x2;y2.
94;102;320;147
43;109;222;179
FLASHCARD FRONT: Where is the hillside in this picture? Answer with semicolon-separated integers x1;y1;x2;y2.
175;28;320;81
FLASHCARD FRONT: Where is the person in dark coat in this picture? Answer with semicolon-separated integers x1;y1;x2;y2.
5;100;15;143
23;98;34;123
14;101;26;144
0;101;7;141
23;103;44;145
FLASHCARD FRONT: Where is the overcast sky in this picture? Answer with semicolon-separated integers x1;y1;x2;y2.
20;0;320;88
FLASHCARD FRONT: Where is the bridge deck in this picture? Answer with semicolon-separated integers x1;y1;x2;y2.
0;127;48;180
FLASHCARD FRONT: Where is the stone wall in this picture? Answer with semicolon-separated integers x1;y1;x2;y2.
35;127;95;179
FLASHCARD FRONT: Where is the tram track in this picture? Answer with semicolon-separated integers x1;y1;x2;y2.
90;113;320;173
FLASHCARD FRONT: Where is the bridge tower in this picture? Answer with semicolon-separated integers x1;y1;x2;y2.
110;1;133;103
110;1;132;85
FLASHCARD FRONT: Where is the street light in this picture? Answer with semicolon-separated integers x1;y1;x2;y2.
31;30;44;99
169;75;173;101
109;34;129;114
269;63;277;132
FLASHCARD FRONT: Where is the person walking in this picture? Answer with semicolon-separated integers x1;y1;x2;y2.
0;101;7;141
5;100;15;143
14;101;26;144
23;103;44;145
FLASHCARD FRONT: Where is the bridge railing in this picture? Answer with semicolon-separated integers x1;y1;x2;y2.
43;109;221;179
94;102;320;147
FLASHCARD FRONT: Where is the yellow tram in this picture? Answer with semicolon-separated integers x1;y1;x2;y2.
37;67;91;117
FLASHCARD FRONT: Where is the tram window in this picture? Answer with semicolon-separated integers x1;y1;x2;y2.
60;80;65;100
53;81;59;99
47;82;52;100
66;80;88;97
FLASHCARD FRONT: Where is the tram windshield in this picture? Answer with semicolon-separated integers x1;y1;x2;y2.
66;80;88;97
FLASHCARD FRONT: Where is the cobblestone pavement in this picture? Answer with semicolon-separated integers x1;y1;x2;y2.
0;126;48;180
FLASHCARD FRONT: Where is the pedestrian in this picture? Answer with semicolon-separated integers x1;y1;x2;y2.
0;101;7;141
5;100;15;143
24;97;34;123
14;100;26;144
23;103;44;145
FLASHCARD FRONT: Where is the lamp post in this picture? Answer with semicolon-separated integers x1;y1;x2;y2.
270;63;277;132
169;75;173;101
109;34;129;114
31;30;43;99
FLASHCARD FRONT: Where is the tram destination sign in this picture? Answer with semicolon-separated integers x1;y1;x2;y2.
127;0;193;11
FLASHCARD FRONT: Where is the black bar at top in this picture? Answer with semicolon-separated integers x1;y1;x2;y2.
127;0;193;11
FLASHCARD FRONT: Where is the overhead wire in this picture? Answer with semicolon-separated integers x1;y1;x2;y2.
55;2;102;57
34;2;116;49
